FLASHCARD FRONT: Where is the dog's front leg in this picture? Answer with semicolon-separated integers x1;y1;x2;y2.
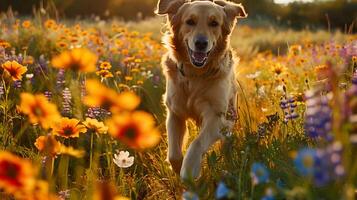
180;108;225;179
167;111;186;174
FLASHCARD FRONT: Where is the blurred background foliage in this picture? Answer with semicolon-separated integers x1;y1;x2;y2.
0;0;356;31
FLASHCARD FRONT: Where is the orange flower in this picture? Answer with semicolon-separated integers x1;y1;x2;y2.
19;93;61;129
96;70;114;78
0;151;35;195
56;41;68;49
34;135;62;157
106;111;160;149
83;118;108;134
51;48;98;72
44;19;57;29
100;61;112;70
93;181;130;200
83;79;140;113
22;20;31;29
2;60;28;81
52;117;87;138
0;40;11;48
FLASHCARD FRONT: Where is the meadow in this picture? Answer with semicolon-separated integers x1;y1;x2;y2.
0;10;356;200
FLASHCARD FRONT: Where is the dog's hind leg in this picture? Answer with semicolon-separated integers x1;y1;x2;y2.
166;111;186;174
180;107;225;179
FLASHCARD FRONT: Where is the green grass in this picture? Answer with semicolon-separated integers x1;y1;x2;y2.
0;12;356;200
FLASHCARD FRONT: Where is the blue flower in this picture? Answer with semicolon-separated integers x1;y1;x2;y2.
250;162;269;185
182;191;199;200
215;182;230;199
294;148;317;176
261;188;275;200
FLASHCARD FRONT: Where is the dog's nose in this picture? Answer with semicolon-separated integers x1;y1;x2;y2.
194;35;208;51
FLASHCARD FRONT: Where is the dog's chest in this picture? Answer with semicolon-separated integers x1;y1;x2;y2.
165;75;233;121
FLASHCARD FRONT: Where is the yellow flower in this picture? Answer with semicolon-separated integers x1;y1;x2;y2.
106;111;161;149
34;135;62;157
83;79;140;113
83;118;108;134
271;63;287;76
288;45;301;57
314;64;330;81
125;76;133;81
19;93;61;129
96;70;114;78
2;60;28;81
0;151;35;196
100;62;112;70
131;68;140;73
52;117;87;138
59;146;85;158
22;20;31;29
23;56;34;65
51;48;98;72
27;180;59;200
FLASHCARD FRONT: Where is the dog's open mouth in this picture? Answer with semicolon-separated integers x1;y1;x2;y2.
188;48;210;68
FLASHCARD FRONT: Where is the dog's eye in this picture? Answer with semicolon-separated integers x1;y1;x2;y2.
186;19;196;26
209;21;219;27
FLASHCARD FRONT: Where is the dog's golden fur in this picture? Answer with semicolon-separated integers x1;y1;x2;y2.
156;0;247;179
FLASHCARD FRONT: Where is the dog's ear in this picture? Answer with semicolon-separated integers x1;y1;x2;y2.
156;0;187;15
214;0;247;19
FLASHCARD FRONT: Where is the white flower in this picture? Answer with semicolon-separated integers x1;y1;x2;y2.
26;73;34;79
113;151;134;168
275;85;284;92
245;71;261;79
258;86;265;97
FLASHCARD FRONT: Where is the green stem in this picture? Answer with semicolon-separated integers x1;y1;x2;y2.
89;132;94;170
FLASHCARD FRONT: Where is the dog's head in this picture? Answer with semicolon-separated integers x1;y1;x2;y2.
156;0;247;68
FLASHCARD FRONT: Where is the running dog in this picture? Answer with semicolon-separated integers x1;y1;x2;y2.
156;0;247;179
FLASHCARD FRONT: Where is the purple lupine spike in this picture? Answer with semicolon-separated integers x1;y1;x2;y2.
304;89;333;141
80;79;86;100
62;87;72;116
44;91;52;101
13;80;22;89
56;69;65;90
86;107;102;119
0;83;4;98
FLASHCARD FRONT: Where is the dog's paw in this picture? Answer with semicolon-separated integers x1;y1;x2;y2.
180;159;201;180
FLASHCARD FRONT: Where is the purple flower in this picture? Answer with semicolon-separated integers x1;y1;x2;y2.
304;89;333;141
62;87;72;116
280;96;299;123
13;80;22;89
0;83;4;97
44;91;52;101
56;69;65;90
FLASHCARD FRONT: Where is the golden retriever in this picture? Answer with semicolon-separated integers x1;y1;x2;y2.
156;0;247;179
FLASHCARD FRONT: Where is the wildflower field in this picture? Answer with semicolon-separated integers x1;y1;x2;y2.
0;9;356;200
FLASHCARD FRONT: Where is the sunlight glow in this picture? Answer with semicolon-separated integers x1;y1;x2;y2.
274;0;314;4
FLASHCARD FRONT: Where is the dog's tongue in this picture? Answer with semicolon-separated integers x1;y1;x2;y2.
192;51;207;63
